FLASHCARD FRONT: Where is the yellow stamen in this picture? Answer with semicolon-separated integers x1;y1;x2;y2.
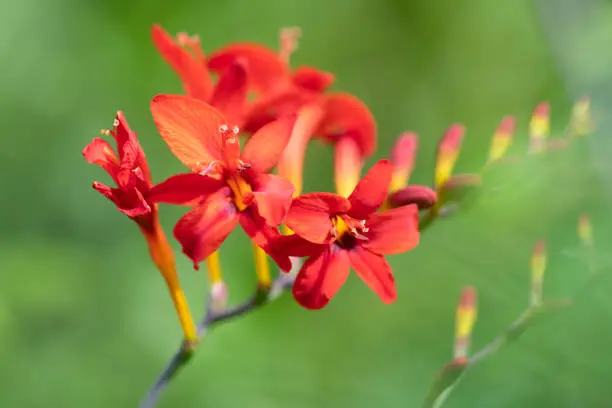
334;137;362;197
206;250;223;284
332;215;350;237
227;174;252;211
140;216;197;343
253;243;271;289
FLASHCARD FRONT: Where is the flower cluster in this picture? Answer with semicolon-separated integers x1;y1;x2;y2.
83;25;593;349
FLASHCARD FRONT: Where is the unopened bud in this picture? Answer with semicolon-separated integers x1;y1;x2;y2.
454;287;477;359
387;185;437;210
390;132;418;193
529;102;550;154
530;240;547;306
578;213;593;248
435;124;464;189
487;116;516;164
569;96;594;138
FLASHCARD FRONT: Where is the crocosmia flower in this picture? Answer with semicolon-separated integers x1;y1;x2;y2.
148;94;297;271
274;160;420;309
83;111;153;223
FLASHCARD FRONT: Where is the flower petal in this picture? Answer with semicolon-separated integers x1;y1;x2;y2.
247;172;295;226
293;246;350;310
348;247;396;304
241;114;298;173
272;234;328;258
173;189;238;269
148;173;224;206
316;92;377;157
83;138;120;179
291;66;335;92
347;159;392;219
239;207;291;272
241;87;316;133
286;192;351;244
150;94;227;171
207;43;289;94
93;182;151;218
151;24;213;101
363;204;420;255
209;58;248;125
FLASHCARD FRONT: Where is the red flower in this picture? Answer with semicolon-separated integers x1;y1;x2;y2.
83;112;198;342
151;25;332;130
148;94;297;271
83;111;154;224
275;160;420;309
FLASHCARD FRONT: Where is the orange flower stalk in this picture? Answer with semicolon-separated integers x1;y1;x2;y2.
83;112;197;343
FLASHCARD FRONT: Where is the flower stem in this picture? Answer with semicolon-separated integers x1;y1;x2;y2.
140;216;197;344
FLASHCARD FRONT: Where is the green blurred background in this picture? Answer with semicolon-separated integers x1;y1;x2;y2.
1;0;611;406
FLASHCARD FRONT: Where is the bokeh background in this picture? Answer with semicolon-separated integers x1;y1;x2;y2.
2;0;612;406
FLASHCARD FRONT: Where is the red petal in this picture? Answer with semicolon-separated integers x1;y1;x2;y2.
291;66;335;92
113;111;134;151
348;246;396;304
316;92;377;157
208;43;289;94
347;159;392;219
93;182;151;218
209;59;248;125
363;205;420;255
293;246;350;309
272;234;327;258
150;94;227;171
241;114;297;173
241;87;317;133
286;192;351;244
247;172;295;226
173;189;239;269
239;208;292;272
83;138;120;179
148;173;224;206
151;24;213;101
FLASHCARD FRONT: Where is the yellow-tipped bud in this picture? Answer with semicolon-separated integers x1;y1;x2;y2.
529;102;550;154
334;137;363;197
569;96;594;138
578;214;593;248
487;116;516;163
390;132;418;193
435;124;464;189
530;240;547;306
454;286;477;359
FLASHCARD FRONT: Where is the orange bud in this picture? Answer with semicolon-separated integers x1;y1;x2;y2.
387;185;437;210
578;213;593;247
334;137;363;197
569;96;594;138
390;132;418;193
529;102;550;154
487;116;516;163
435;124;464;189
454;286;477;359
530;240;547;306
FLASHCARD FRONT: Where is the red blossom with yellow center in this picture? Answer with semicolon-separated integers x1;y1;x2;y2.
147;94;297;272
273;160;420;309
